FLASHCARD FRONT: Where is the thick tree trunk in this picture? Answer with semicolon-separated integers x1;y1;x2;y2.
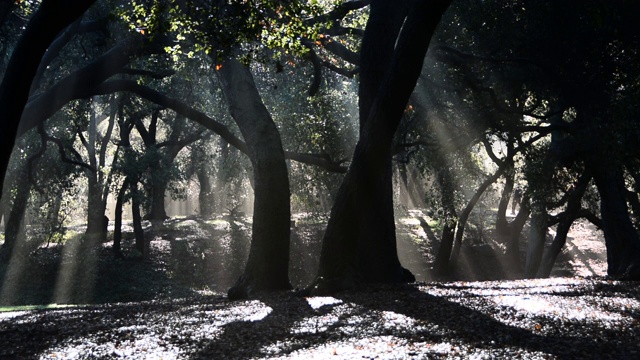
524;151;558;278
218;58;292;299
311;0;451;293
148;180;168;221
0;0;96;205
590;160;640;278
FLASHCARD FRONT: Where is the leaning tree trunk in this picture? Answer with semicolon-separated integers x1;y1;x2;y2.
449;165;507;266
310;0;451;293
218;58;292;300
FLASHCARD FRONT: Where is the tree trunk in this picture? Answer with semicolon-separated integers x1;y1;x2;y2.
131;181;145;256
197;168;214;219
85;174;106;237
113;178;128;257
310;0;451;293
1;166;30;256
218;58;292;299
525;201;547;278
148;179;168;221
0;0;96;205
537;172;591;278
450;165;506;265
504;196;530;273
495;168;515;239
433;165;458;273
590;160;640;278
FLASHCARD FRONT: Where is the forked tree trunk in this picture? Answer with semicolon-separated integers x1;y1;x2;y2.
310;0;451;293
218;58;292;299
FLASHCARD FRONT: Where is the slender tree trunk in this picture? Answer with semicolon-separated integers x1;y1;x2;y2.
311;0;451;293
197;168;214;219
450;165;507;265
537;172;591;278
218;58;292;299
113;178;128;257
433;165;457;273
130;181;145;256
496;168;515;239
505;196;530;273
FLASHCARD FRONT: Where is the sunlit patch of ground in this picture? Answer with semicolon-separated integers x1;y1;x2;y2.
0;278;638;359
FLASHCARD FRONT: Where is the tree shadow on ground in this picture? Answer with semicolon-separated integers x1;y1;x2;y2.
185;281;640;358
191;293;314;359
338;283;640;358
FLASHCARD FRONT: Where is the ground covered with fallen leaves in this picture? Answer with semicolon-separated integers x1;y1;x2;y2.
1;214;639;358
1;278;639;359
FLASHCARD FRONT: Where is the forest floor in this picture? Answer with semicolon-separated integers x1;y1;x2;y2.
0;211;639;359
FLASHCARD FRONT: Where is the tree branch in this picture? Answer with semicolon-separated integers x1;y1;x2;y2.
90;79;349;173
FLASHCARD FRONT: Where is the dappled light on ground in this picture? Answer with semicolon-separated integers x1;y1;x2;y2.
0;278;638;359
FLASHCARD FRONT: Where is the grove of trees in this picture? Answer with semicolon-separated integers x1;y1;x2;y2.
1;0;640;302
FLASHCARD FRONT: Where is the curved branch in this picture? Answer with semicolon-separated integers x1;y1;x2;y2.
18;34;167;138
303;42;323;96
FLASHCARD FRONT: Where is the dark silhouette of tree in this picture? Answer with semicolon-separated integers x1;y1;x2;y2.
218;58;292;299
310;0;452;293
